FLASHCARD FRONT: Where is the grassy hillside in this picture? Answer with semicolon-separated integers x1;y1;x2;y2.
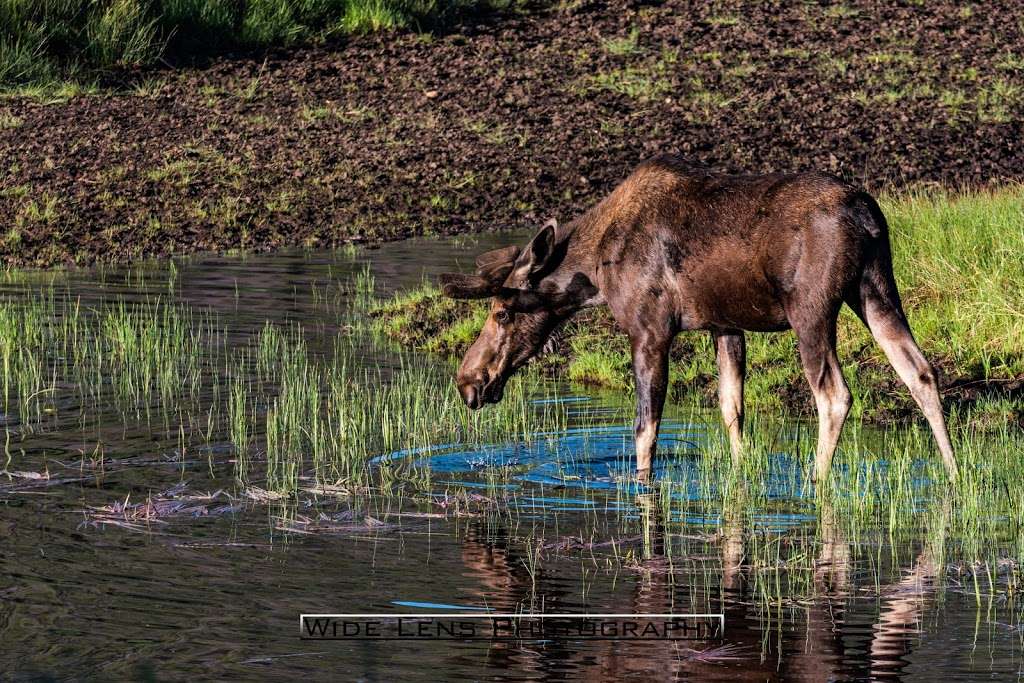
0;0;502;90
370;186;1024;424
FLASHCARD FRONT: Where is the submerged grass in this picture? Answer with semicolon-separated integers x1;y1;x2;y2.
0;279;567;495
254;324;569;491
479;405;1024;617
369;185;1024;424
0;291;219;426
2;257;1024;644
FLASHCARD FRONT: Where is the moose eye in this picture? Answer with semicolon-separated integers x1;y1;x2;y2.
495;309;513;324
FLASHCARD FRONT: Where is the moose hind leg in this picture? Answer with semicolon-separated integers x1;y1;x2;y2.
713;331;746;463
795;318;852;483
858;294;958;480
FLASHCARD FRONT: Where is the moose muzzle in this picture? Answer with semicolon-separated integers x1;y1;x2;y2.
457;367;506;410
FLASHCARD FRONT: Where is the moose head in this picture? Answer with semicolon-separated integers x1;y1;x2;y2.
439;219;582;409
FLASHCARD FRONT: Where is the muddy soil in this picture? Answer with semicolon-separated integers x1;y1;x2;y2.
1;0;1022;267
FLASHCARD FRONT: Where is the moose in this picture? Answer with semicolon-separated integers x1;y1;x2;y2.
440;155;959;482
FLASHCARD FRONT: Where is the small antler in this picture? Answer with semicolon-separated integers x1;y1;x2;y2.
440;246;521;299
475;245;520;272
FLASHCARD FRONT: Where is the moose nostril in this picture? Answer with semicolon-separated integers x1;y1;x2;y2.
460;383;481;410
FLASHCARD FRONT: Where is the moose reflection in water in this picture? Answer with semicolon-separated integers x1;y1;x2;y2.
448;496;946;680
440;155;958;482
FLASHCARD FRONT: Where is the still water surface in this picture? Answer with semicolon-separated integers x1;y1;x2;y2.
1;235;1021;681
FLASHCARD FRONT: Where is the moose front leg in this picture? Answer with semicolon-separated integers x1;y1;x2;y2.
713;331;746;464
630;331;671;479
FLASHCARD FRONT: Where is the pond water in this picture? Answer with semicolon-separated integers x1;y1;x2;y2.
1;236;1021;681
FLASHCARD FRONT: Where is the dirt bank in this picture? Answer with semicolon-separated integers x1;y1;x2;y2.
2;0;1022;267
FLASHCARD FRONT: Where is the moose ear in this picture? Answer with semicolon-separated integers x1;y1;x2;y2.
515;218;563;285
439;273;495;299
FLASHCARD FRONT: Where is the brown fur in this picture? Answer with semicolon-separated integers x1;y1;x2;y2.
441;155;958;481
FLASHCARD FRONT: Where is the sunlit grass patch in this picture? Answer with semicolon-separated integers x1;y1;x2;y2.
975;78;1023;123
707;15;739;27
584;64;672;101
822;4;860;19
880;186;1024;377
430;307;488;351
602;27;641;57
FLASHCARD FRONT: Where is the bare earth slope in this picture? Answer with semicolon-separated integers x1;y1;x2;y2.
1;0;1022;266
